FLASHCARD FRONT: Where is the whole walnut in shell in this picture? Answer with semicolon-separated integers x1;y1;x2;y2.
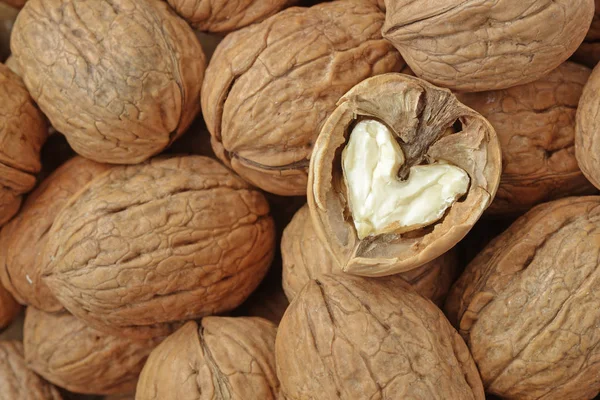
0;341;63;400
281;204;458;305
383;0;594;92
167;0;296;33
202;0;404;196
42;156;275;339
276;274;484;399
577;63;600;190
11;0;206;164
446;196;600;399
0;62;47;226
0;282;19;330
24;307;162;395
458;62;596;215
573;0;600;68
0;157;110;312
136;317;279;400
308;73;501;276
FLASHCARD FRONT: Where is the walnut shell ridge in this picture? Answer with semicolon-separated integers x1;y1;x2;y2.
136;317;279;400
201;0;404;196
42;156;275;338
446;196;600;399
577;62;600;190
383;0;594;92
308;73;501;276
276;274;485;400
11;0;206;164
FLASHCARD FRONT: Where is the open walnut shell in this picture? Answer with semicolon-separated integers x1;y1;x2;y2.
136;317;279;400
577;63;600;190
383;0;594;92
24;307;162;395
573;0;600;68
308;73;501;276
0;282;19;330
446;196;600;399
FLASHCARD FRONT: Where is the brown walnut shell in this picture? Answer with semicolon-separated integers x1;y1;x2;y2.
201;0;404;196
0;341;63;400
0;282;19;330
382;0;594;92
11;0;206;164
24;307;162;395
577;62;600;190
458;62;596;215
308;73;501;276
0;157;110;312
281;204;458;304
0;62;47;226
167;0;296;33
275;274;484;399
446;196;600;400
136;317;279;400
573;0;600;68
42;156;275;339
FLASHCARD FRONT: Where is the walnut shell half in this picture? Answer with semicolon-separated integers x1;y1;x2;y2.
42;156;275;338
202;0;403;196
276;274;484;399
383;0;594;92
308;73;501;276
577;62;600;190
446;196;600;400
136;317;279;400
24;308;162;395
0;156;110;312
458;62;596;215
11;0;206;164
0;282;19;330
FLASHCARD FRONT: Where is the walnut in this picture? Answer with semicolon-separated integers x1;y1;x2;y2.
308;73;501;276
458;62;597;215
276;274;484;399
0;282;20;330
0;341;63;400
202;0;404;196
281;204;458;305
445;196;600;399
136;317;279;400
382;0;595;92
11;0;206;164
573;0;600;68
577;63;600;190
0;157;110;313
167;0;296;33
24;307;162;395
42;156;275;339
0;62;47;226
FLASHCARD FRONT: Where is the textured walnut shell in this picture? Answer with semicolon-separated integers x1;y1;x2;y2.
0;157;110;312
24;308;162;395
136;317;279;400
577;63;600;190
276;274;484;399
42;156;275;339
0;341;63;400
308;73;501;276
573;0;600;68
446;196;600;399
0;63;47;226
11;0;206;164
168;0;295;33
383;0;594;92
458;62;596;215
282;204;458;304
0;282;19;330
201;0;403;196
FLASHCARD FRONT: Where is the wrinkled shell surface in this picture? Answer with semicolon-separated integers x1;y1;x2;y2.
308;73;501;276
577;63;600;190
0;282;19;330
42;156;275;338
383;0;594;92
11;0;206;164
0;341;63;400
24;307;162;395
168;0;295;33
136;317;279;400
281;204;458;304
0;62;47;226
573;0;600;68
202;0;403;196
276;274;484;399
0;157;110;312
446;196;600;400
459;62;596;215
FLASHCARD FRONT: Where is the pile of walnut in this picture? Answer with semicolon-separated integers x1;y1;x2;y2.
2;0;600;399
